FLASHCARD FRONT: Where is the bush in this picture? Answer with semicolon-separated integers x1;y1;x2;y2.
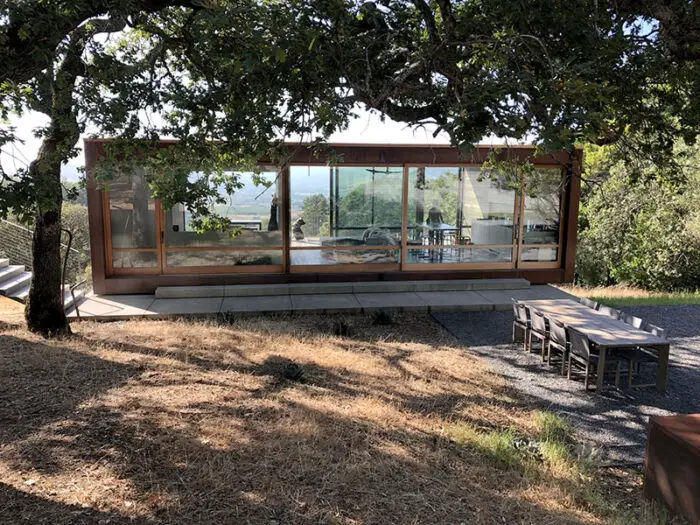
577;143;700;291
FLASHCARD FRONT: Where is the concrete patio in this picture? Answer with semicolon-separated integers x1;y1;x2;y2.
67;279;575;320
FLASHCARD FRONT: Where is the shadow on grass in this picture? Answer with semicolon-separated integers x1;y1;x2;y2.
434;309;700;466
0;315;601;524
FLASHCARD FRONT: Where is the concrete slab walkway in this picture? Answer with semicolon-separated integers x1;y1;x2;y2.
68;284;575;321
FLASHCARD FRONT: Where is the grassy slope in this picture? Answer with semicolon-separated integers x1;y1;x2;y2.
0;314;674;524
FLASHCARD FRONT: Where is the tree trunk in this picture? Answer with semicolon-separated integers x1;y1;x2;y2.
25;144;71;337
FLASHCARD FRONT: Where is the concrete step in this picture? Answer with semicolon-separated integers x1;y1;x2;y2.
155;278;531;299
1;272;33;297
0;264;25;284
8;285;86;309
12;284;30;302
0;258;9;268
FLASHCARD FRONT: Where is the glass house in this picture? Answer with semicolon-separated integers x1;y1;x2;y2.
85;140;582;294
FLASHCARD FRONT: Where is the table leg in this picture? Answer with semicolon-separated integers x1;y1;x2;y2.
596;347;607;393
656;343;670;392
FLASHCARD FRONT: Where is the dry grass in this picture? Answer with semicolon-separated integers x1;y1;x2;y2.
558;285;700;307
0;313;654;524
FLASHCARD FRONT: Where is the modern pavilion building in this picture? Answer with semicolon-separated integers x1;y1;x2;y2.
84;140;582;295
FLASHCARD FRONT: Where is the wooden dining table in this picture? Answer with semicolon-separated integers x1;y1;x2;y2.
520;299;670;393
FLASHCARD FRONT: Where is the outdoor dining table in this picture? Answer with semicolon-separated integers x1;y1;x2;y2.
520;299;670;393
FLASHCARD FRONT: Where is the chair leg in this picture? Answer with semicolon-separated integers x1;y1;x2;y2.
584;362;590;391
547;341;552;364
627;360;633;388
615;362;621;388
561;351;567;376
541;337;547;362
567;353;572;379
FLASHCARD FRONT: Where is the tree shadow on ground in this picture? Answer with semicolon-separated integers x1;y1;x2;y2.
433;309;700;464
0;314;598;524
0;482;149;525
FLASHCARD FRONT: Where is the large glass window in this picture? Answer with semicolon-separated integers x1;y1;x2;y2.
406;167;516;265
461;168;517;246
520;167;562;263
109;167;157;249
108;167;159;270
164;170;283;268
289;166;402;266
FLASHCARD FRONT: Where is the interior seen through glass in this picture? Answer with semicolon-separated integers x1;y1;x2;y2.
109;164;563;270
289;166;402;265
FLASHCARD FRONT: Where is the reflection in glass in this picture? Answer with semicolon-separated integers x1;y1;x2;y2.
407;167;518;257
289;166;403;252
109;167;157;249
290;248;399;266
461;168;516;245
407;247;512;264
166;250;282;267
112;251;158;268
165;171;282;249
522;168;562;245
407;167;461;249
521;247;558;262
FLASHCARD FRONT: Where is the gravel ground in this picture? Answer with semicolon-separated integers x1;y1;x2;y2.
432;304;700;465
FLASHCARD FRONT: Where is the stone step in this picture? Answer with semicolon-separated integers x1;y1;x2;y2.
12;284;30;302
155;278;531;299
0;258;9;268
0;264;25;285
0;272;32;297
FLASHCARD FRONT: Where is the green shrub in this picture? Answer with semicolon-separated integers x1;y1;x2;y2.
577;143;700;291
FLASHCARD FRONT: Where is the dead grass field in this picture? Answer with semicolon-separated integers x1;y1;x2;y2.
0;313;660;524
558;285;700;307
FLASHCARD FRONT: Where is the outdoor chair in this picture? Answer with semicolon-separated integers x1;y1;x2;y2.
511;300;531;351
611;346;659;389
546;318;569;375
645;324;667;338
607;322;666;389
578;297;599;309
620;312;646;329
567;329;625;391
528;309;549;361
597;304;622;319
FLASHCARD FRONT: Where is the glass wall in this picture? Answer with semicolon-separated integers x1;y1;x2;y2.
289;166;402;266
108;167;160;270
104;161;565;275
163;170;283;269
520;167;562;263
406;167;516;265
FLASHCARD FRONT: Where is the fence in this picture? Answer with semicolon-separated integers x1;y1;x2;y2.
0;218;90;285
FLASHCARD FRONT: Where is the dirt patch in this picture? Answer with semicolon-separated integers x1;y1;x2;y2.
0;313;641;524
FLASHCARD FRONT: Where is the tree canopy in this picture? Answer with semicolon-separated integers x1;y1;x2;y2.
3;0;700;333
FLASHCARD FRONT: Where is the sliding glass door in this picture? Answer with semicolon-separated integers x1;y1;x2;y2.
403;166;519;270
160;170;284;274
288;165;403;271
104;163;564;276
516;167;564;268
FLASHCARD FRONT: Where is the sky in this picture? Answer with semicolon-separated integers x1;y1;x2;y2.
1;105;518;182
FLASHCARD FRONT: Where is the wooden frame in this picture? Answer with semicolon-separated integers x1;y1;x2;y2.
84;139;582;294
